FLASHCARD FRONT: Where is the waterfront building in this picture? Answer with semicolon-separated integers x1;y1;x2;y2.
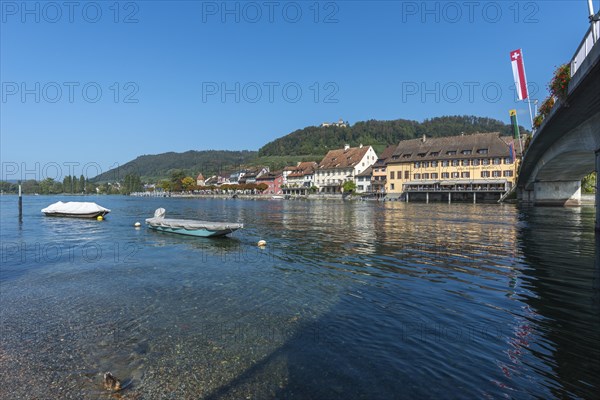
257;171;284;194
283;161;318;195
196;173;205;187
371;145;397;195
315;144;378;193
239;167;269;184
355;166;373;193
385;133;519;202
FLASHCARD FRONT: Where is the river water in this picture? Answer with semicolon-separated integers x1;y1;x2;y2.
0;195;598;399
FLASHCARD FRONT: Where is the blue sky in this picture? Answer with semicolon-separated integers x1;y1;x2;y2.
0;1;595;179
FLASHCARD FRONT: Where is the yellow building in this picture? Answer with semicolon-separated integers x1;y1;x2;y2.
385;132;520;201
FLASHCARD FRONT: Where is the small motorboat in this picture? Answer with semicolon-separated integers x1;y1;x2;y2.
41;201;110;218
145;208;243;238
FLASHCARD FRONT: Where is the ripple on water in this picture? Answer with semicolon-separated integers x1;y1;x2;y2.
0;197;598;399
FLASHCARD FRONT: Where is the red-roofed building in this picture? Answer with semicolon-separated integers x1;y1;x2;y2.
257;171;284;194
315;144;378;193
283;161;318;195
196;173;205;187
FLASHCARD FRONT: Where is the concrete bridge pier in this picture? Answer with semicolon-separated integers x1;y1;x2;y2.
533;181;582;207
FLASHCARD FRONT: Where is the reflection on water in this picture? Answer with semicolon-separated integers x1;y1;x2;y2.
0;196;598;399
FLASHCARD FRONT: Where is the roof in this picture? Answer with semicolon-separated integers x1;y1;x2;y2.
387;132;513;164
196;173;205;180
373;145;398;167
318;146;371;170
256;171;283;181
287;161;318;178
356;166;373;177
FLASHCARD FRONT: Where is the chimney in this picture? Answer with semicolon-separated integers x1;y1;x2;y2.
359;143;363;148
344;144;350;151
422;134;426;143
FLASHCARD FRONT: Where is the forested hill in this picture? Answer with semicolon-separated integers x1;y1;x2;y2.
258;115;530;157
91;150;257;182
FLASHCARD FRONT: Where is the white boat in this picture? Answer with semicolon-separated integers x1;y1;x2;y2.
270;195;284;200
41;201;110;218
145;208;243;238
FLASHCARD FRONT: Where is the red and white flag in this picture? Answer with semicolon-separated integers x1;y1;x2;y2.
510;49;529;100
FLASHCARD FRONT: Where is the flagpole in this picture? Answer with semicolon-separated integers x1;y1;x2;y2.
526;98;534;133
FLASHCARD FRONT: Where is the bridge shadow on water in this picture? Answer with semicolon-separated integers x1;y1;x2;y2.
517;205;600;399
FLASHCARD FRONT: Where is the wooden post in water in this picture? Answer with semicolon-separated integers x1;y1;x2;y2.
448;192;452;204
426;192;429;204
473;192;477;204
18;181;22;222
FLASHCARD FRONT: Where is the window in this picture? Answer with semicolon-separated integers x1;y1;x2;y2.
390;171;395;179
461;159;470;166
403;154;412;158
391;184;395;190
493;158;501;165
431;161;438;167
418;153;427;157
492;171;501;177
404;170;409;179
442;172;450;179
503;170;514;177
477;148;488;154
422;173;430;179
482;159;490;165
461;150;472;155
451;172;459;178
446;150;457;155
481;171;490;178
504;157;512;164
430;152;439;157
414;162;420;168
414;173;421;179
452;160;459;166
442;160;449;167
422;161;429;168
431;173;438;179
461;172;470;178
472;159;480;166
392;155;400;160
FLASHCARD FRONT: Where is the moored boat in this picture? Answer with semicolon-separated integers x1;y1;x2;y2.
41;201;111;218
145;208;243;238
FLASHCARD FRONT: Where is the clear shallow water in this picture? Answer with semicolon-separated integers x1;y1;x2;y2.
0;195;598;399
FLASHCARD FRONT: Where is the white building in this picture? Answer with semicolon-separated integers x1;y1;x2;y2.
315;144;378;193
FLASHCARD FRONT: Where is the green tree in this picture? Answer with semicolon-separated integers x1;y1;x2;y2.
582;172;596;193
160;180;172;192
342;180;356;193
170;169;185;192
79;175;85;193
63;175;72;193
181;176;196;192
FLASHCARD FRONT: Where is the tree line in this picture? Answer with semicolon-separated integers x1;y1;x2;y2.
258;115;532;157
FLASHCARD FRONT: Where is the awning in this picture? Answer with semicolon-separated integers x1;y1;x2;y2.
439;179;507;185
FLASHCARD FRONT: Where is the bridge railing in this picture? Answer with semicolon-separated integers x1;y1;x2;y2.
571;21;599;77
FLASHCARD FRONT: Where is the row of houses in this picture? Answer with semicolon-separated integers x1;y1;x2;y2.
194;132;520;197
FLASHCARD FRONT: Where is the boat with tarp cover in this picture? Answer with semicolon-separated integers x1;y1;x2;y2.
145;208;243;237
41;201;110;218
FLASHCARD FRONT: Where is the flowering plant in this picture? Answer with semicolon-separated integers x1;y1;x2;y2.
538;96;555;116
548;63;570;101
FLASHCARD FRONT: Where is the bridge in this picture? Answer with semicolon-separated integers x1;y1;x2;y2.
517;20;600;231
